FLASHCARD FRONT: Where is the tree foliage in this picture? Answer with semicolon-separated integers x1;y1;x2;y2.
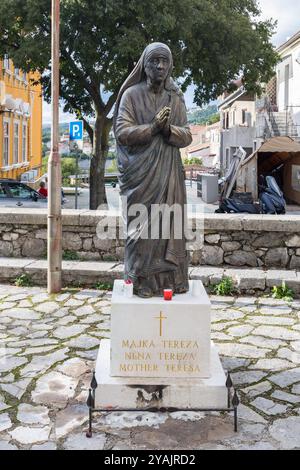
0;0;278;208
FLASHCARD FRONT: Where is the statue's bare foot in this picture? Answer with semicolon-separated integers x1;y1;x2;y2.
136;287;153;298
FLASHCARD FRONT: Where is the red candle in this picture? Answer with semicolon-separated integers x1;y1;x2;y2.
164;289;173;301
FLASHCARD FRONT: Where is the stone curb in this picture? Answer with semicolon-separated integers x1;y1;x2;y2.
0;257;299;295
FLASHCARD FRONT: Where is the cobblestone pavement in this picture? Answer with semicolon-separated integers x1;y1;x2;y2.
0;284;300;450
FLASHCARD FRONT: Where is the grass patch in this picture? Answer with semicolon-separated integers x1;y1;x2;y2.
14;274;33;287
213;277;235;296
94;282;113;291
271;281;294;301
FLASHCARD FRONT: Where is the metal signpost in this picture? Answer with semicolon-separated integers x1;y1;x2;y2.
69;121;83;209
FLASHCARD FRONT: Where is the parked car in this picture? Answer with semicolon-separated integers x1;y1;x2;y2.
0;179;48;208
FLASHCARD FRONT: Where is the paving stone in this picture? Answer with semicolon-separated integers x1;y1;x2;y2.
63;432;106;450
17;403;50;425
57;315;77;326
21;348;69;377
34;302;60;314
292;383;300;394
251;397;288;415
230;371;267;386
271;390;300;404
239;335;285;349
0;441;18;450
31;442;57;450
269;417;300;449
239;305;258;313
251;326;300;341
0;400;11;411
277;347;300;363
52;308;71;318
258;297;289;305
53;324;87;339
249;358;294;371
216;343;269;359
55;405;88;438
258;306;293;315
0;346;22;356
220;357;251;371
242;381;272;398
19;345;58;356
76;350;98;361
248;316;295;325
31;323;55;331
235;404;267;424
32;371;78;407
9;426;51;445
211;310;245;321
290;341;300;352
6;294;29;302
2;308;41;320
0;302;17;310
18;300;33;308
66;335;99;350
0;373;14;383
31;293;51;304
0;413;12;432
1;378;31;399
79;314;104;324
64;299;85;307
55;293;71;302
226;325;254;337
0;356;28;373
269;368;300;387
56;358;90;378
7;338;58;348
73;305;95;317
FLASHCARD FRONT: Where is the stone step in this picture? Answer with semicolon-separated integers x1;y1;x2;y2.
0;257;299;296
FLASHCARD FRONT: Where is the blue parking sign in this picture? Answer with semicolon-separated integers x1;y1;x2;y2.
69;121;83;141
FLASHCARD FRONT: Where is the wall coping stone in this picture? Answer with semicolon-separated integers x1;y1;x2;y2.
1;208;300;232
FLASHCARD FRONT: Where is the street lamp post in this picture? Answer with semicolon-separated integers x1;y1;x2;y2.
47;0;62;293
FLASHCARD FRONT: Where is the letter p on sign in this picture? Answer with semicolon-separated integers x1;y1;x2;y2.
70;121;83;141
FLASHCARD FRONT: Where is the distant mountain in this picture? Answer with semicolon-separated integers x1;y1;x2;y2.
187;105;219;125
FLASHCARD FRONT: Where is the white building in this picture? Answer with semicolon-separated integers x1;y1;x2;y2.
276;31;300;138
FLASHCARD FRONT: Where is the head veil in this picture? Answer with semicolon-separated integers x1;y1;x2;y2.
113;42;180;133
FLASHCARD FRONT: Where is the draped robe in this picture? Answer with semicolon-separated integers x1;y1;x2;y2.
115;80;192;294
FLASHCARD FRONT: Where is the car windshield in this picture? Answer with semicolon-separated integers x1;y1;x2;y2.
7;183;36;199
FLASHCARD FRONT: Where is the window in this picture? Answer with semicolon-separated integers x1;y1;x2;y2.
7;183;33;199
22;122;28;162
232;110;236;126
3;55;10;70
0;183;8;198
226;112;229;129
13;121;20;164
253;141;257;152
3;120;10;167
14;67;20;77
242;109;247;124
225;148;230;169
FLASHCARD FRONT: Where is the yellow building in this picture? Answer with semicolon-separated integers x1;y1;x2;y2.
0;57;42;181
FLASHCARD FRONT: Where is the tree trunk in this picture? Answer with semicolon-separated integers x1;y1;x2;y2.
89;114;112;210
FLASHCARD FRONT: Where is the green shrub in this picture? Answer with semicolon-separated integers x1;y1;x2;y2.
63;250;80;261
94;282;113;291
15;274;32;287
213;277;234;296
271;281;294;301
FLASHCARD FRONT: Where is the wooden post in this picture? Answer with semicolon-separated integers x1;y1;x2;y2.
48;0;62;293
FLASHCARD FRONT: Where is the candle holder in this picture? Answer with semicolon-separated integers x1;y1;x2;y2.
163;289;173;301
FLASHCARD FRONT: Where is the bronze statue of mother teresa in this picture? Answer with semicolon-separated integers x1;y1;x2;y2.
114;43;192;298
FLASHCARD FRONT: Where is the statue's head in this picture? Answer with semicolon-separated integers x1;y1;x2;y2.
143;43;172;86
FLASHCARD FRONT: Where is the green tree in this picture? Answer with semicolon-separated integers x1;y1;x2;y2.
0;0;278;209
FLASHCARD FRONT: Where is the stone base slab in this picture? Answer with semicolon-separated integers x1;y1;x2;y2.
94;340;228;410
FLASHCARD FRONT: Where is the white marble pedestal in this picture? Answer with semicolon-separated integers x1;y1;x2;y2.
93;280;228;410
94;339;228;409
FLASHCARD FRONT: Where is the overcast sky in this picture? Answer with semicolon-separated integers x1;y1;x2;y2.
43;0;300;122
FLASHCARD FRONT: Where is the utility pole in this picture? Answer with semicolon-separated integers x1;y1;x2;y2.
48;0;62;293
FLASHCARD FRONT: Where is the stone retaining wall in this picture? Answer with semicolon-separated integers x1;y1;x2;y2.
1;209;300;269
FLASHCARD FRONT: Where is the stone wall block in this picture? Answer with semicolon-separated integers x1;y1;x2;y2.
224;251;257;267
265;248;289;267
62;233;82;251
22;239;46;257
